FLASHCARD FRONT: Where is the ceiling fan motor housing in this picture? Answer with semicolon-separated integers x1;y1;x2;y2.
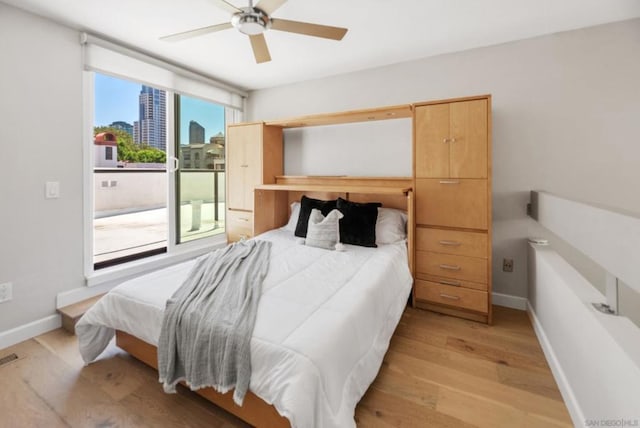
232;8;271;35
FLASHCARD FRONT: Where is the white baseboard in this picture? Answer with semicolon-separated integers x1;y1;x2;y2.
0;314;61;351
526;302;584;426
492;292;527;310
56;283;115;309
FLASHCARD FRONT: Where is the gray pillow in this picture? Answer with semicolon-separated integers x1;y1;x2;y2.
305;208;343;250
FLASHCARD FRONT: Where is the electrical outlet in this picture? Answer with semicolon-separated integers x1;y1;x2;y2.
0;282;12;303
503;258;514;273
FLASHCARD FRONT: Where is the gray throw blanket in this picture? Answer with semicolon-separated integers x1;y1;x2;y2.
158;239;271;405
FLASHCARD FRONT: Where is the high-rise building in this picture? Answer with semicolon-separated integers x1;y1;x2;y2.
189;120;205;144
109;121;133;136
133;85;166;151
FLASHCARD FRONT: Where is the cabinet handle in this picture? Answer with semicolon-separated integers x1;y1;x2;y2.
443;138;450;143
238;217;249;222
439;180;460;184
450;137;457;143
240;164;248;168
439;264;461;271
440;293;461;300
439;279;461;286
439;240;461;246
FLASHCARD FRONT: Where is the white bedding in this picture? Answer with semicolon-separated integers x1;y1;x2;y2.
77;228;413;428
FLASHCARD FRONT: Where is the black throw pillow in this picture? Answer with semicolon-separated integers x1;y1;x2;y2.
336;197;381;247
294;195;338;238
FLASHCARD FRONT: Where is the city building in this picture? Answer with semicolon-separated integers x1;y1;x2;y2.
94;132;118;168
133;85;166;151
109;121;133;136
181;130;225;170
189;120;204;144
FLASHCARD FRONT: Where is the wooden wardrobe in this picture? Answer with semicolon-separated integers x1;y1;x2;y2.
413;95;493;324
225;96;492;323
225;122;283;243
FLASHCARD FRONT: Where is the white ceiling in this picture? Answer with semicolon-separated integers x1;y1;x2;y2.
4;0;640;90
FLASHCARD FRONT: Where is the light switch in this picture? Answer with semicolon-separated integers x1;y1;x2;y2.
46;181;60;199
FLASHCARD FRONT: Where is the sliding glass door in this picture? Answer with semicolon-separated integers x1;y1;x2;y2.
91;74;230;270
175;94;227;244
93;73;168;268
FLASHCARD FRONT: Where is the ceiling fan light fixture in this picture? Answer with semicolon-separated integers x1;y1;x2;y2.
160;0;349;64
232;9;271;35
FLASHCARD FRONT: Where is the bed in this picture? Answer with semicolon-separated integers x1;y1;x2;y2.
77;181;414;428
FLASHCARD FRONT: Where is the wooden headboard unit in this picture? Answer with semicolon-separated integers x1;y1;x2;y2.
253;175;415;279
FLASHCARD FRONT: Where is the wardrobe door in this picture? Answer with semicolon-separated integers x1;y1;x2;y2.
449;99;488;178
227;125;248;211
227;124;262;211
243;126;262;211
415;104;450;178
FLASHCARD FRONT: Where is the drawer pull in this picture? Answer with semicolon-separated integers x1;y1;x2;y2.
439;264;461;271
439;180;460;184
440;293;460;300
237;217;249;222
439;279;461;286
439;240;461;247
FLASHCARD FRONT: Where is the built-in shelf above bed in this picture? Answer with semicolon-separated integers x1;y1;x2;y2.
265;104;413;128
255;184;411;195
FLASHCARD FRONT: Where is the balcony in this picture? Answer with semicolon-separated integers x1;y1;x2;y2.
94;168;225;266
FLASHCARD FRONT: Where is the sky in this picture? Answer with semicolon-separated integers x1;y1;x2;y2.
94;73;225;145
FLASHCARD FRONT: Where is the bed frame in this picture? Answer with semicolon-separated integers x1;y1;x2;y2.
116;175;415;428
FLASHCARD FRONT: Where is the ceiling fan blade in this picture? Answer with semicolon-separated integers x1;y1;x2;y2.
270;18;348;41
249;34;271;63
208;0;241;14
255;0;288;15
160;22;233;42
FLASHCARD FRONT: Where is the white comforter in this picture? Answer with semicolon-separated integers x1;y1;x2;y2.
77;228;413;428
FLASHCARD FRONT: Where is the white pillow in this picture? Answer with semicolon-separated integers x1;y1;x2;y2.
376;207;408;245
305;209;343;250
283;202;301;232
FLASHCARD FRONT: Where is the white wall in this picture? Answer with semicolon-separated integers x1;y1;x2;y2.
283;119;412;176
528;243;640;423
247;19;640;299
94;171;166;214
0;3;84;331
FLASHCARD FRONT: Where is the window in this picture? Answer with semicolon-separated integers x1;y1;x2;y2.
176;94;226;243
91;74;233;270
82;34;245;281
93;74;168;269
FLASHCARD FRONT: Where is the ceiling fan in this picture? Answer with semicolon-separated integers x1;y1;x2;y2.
160;0;348;64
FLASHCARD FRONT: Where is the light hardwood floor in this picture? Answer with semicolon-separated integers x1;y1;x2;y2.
0;306;572;427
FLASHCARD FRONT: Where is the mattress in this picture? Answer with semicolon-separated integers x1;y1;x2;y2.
77;228;413;428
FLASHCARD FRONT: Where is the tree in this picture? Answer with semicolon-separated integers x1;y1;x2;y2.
93;126;166;164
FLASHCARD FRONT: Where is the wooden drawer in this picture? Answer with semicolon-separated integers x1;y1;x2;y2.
415;279;488;313
227;210;253;242
416;227;487;258
415;251;487;284
415;273;488;291
415;178;488;230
